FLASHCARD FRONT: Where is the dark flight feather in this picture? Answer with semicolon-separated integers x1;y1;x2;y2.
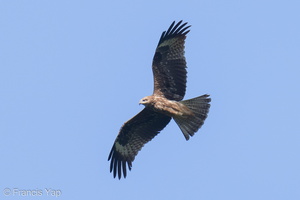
108;108;171;179
153;21;191;101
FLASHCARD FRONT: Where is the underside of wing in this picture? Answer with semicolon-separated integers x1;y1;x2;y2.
152;20;191;101
108;108;171;179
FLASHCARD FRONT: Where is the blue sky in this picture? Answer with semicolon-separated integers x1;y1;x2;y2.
1;1;300;199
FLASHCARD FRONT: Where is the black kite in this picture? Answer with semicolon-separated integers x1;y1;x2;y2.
108;21;211;179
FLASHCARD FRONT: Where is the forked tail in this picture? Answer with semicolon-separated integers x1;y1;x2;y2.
173;94;211;140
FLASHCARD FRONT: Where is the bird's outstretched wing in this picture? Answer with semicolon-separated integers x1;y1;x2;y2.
152;20;191;101
108;108;171;179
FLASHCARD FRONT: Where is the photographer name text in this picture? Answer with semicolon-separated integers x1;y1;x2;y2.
3;187;61;197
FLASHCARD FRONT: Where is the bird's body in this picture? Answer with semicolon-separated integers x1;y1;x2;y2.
139;95;193;117
108;21;211;179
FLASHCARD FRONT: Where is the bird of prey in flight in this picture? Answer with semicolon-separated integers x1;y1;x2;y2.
108;20;211;179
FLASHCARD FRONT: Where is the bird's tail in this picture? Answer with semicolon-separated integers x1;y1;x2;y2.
173;94;211;140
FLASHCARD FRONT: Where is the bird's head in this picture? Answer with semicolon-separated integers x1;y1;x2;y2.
139;96;153;106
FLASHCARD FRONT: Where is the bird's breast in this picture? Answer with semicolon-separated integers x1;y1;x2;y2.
152;98;193;117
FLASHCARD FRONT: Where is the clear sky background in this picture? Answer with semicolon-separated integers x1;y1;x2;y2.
1;1;299;199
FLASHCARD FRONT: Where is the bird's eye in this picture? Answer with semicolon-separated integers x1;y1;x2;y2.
143;99;147;102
